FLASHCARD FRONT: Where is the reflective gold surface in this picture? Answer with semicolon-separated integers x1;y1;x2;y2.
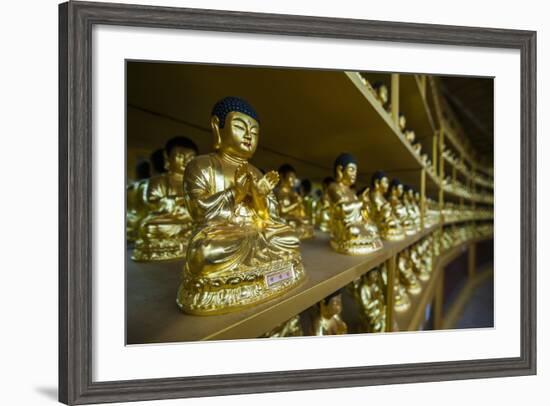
177;98;306;315
311;293;348;335
275;165;314;239
351;269;386;333
132;139;197;262
370;173;405;241
327;155;383;255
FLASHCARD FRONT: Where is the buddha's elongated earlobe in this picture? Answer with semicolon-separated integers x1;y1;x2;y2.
335;165;343;182
211;116;222;150
163;150;170;171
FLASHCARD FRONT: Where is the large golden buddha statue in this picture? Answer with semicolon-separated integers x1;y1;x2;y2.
311;291;348;335
177;97;306;315
370;172;405;241
132;137;198;262
316;176;334;232
275;165;314;239
388;179;417;236
351;268;386;333
327;153;383;255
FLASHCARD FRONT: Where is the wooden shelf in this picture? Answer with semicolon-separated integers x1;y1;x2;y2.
393;235;492;331
400;74;435;143
127;225;440;344
128;63;430;186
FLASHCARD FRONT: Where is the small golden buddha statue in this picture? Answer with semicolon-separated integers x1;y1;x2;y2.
177;97;306;315
425;197;441;228
369;172;405;241
275;165;314;240
126;161;151;242
403;185;422;232
311;291;348;335
351;269;386;333
398;118;421;153
327;154;383;255
397;249;421;294
299;179;318;226
408;243;429;281
414;238;433;280
316;177;334;232
372;82;391;113
380;262;410;312
132;137;198;262
388;179;416;236
260;315;303;338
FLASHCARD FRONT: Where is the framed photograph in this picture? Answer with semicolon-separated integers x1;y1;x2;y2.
59;1;536;404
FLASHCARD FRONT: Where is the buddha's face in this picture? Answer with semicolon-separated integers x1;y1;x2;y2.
166;146;196;175
399;115;406;131
326;295;342;316
337;163;357;186
396;184;404;197
213;111;259;160
378;176;390;193
367;271;379;284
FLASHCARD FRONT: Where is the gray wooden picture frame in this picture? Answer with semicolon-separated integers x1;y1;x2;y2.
58;1;537;404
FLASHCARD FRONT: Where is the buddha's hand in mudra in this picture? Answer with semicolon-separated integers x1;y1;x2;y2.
234;163;252;203
255;170;279;196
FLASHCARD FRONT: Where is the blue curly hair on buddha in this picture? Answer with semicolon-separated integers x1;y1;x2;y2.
390;178;402;190
333;153;357;176
211;96;259;129
371;170;388;186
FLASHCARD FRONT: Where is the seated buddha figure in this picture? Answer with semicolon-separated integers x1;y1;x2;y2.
403;185;422;232
372;82;391;113
126;161;151;242
311;291;348;336
299;179;318;226
275;164;314;240
410;239;431;281
132;137;198;262
397;249;421;295
388;179;416;236
351;268;386;333
369;172;405;241
380;262;410;312
177;97;306;315
316;177;334;232
327;153;383;255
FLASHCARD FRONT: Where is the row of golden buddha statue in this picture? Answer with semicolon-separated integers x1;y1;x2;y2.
261;221;493;338
126;96;489;320
357;75;433;172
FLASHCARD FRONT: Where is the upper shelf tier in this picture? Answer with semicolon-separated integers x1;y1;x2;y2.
127;62;438;197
